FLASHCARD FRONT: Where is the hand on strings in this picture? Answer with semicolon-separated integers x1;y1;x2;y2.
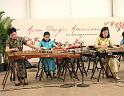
100;45;108;48
34;47;42;51
13;48;19;52
119;45;124;48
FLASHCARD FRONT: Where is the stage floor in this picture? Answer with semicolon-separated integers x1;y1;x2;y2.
0;60;124;96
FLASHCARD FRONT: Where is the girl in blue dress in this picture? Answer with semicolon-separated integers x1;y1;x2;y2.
38;32;57;78
120;32;124;45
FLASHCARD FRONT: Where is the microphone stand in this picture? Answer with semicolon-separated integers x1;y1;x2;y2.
77;42;89;87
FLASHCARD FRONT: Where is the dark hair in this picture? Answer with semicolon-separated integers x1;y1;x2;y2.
8;27;16;35
122;32;124;38
43;31;50;37
99;27;110;38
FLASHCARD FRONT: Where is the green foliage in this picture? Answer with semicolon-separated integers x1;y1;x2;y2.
0;11;14;58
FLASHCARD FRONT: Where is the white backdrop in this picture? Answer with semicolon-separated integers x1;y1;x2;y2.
12;18;124;49
0;0;114;19
0;0;27;19
1;0;124;19
114;0;124;17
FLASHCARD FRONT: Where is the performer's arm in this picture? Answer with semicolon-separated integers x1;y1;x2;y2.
6;46;19;52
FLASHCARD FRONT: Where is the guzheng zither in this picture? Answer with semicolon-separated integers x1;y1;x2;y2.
7;50;80;62
105;47;124;53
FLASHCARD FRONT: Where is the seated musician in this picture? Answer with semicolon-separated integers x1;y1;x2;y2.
120;31;124;45
6;27;38;86
95;27;120;80
38;32;58;78
120;31;124;60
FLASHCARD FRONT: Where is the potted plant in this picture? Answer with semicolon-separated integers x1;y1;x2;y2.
0;11;14;72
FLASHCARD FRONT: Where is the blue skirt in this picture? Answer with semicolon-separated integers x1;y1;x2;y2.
42;58;56;72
